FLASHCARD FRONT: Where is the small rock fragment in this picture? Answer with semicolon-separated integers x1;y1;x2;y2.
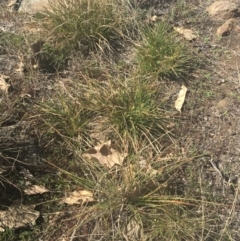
18;0;51;14
217;98;228;108
207;1;239;20
7;0;17;8
216;18;237;36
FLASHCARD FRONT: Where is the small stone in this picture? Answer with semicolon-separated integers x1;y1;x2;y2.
207;1;239;20
217;98;228;108
18;0;50;14
216;18;237;36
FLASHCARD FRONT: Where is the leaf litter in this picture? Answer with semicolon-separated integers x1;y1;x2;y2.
24;185;50;195
83;140;127;168
0;206;40;232
175;85;188;112
174;27;197;41
61;189;94;205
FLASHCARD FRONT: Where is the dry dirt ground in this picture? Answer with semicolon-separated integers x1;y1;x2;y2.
176;0;240;238
1;0;240;240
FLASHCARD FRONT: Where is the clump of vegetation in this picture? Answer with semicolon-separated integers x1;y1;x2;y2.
37;43;69;72
73;77;171;148
36;76;171;151
0;32;25;54
41;0;137;53
36;85;98;156
136;22;194;80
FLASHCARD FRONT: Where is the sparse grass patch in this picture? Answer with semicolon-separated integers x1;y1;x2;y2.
0;32;25;54
36;87;96;152
167;0;198;23
0;228;15;241
37;43;70;72
38;144;220;241
136;22;195;80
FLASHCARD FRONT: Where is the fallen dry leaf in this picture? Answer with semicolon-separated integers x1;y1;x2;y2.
62;190;94;205
24;185;50;195
0;205;40;232
0;74;10;93
174;27;197;41
83;140;127;168
174;85;188;112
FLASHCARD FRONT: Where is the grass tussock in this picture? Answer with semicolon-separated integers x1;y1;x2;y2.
30;0;140;72
36;86;97;154
136;22;195;80
82;78;169;140
41;0;137;52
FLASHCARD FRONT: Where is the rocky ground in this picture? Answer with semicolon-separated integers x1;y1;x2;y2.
1;0;240;240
